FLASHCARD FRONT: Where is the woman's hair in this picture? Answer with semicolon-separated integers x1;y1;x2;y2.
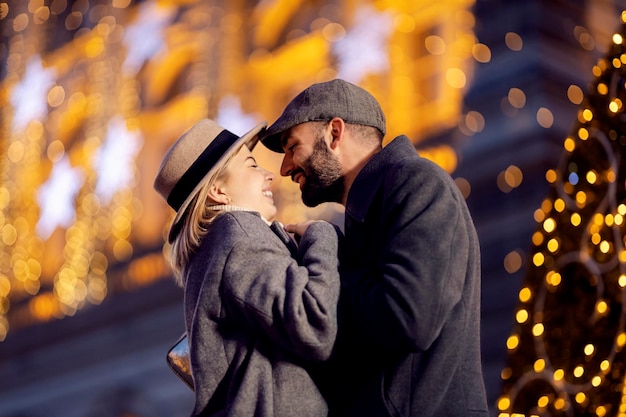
167;149;238;286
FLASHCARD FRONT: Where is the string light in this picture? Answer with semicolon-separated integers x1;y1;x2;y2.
0;0;478;340
500;9;626;415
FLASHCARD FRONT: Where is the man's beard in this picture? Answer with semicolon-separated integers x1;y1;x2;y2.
300;138;344;207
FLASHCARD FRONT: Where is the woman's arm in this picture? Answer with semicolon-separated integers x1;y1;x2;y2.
221;220;341;362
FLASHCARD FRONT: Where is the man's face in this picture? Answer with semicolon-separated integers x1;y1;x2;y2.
279;122;344;207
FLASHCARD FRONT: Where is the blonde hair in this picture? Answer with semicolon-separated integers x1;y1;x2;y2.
167;150;238;286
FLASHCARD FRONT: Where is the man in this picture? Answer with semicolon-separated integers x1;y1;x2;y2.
260;79;488;417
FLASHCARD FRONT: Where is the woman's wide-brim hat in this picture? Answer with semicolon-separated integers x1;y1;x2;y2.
154;119;267;243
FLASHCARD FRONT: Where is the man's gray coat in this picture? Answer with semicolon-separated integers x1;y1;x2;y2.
323;136;488;417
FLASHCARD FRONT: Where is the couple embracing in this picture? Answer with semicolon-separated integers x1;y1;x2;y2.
154;79;488;417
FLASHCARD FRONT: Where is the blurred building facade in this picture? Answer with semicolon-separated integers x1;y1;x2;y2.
0;0;624;416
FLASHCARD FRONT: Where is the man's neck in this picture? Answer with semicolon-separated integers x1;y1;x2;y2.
340;145;382;206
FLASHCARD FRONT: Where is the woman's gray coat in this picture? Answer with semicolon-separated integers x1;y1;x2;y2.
183;210;340;417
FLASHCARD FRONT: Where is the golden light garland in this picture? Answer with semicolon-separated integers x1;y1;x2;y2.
499;10;626;417
0;0;477;341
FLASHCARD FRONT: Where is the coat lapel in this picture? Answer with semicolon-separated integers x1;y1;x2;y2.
269;221;299;258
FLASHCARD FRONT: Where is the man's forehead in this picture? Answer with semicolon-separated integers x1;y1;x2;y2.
279;123;309;147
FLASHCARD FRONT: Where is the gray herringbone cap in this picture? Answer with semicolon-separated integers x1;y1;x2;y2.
261;79;386;153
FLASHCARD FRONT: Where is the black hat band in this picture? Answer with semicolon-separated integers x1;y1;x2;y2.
167;129;239;211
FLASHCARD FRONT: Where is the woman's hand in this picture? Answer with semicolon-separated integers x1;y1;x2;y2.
283;220;319;240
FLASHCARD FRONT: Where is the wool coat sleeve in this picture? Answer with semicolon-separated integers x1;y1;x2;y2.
221;219;341;362
343;158;469;352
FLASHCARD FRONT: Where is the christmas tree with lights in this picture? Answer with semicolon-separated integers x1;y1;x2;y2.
498;11;626;417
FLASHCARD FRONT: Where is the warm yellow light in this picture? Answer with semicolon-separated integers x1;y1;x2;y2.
619;274;626;288
534;208;546;223
506;334;519;350
613;33;624;44
505;32;523;51
534;359;546;372
547;238;559;253
571;213;582;226
112;0;132;7
568;84;584;104
592;376;602;388
597;83;608;95
446;68;466;89
582;108;593;121
393;13;415;33
546;271;561;286
584;344;595;356
532;323;544;336
516;309;529;323
593;212;604;226
554;397;565;410
537;396;549;408
553;368;564;381
85;36;105;58
609;98;623;113
504;251;523;274
601;360;610;372
322;23;346;42
425;35;446;55
575;392;586;404
617;332;626;347
497;396;511;411
48;85;66;107
532;231;544;245
533;252;545;267
508;88;526;108
519;287;532;302
543;218;556;233
0;275;10;298
573;367;586;381
464;111;485;133
591;233;601;245
576;191;587;205
545;169;557;183
504;165;523;188
554;198;565;212
472;43;491;63
607;169;616;182
537;107;554;128
578;127;589;140
454;177;471;199
599;240;611;253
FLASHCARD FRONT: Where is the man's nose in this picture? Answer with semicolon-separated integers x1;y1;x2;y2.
280;156;293;177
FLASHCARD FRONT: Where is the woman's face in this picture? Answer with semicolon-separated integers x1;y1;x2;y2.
219;145;277;221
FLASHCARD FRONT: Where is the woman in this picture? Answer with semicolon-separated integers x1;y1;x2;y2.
153;119;341;417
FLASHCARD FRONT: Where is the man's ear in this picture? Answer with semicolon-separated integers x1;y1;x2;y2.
328;117;345;150
206;182;230;205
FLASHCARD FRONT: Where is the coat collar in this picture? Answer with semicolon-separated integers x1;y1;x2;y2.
345;135;416;223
